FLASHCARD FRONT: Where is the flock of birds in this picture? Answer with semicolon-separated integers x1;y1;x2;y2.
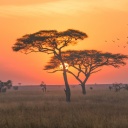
105;38;128;48
104;24;128;49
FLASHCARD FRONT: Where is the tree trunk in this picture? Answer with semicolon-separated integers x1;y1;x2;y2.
81;83;86;95
64;86;71;102
63;71;71;102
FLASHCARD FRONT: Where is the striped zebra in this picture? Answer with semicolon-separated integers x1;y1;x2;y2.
0;80;12;92
40;81;47;92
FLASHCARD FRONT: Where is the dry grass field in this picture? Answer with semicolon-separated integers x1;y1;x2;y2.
0;85;128;128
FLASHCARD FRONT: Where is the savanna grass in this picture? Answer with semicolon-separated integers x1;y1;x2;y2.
0;85;128;128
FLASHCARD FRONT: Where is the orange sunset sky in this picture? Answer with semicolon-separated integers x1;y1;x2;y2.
0;0;128;85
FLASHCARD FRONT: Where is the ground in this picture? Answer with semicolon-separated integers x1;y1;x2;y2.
0;84;128;128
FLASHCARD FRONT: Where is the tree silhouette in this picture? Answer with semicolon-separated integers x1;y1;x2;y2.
12;29;88;102
44;50;128;95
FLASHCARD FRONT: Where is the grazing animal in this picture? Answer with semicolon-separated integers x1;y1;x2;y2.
1;86;7;93
111;83;128;92
109;86;112;90
0;80;12;92
90;87;93;90
124;84;128;90
13;86;19;90
112;83;121;92
40;82;47;92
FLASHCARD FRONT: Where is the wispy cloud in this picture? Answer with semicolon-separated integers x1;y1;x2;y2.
0;0;128;18
0;0;59;6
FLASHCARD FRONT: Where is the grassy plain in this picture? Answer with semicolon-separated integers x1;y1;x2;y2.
0;85;128;128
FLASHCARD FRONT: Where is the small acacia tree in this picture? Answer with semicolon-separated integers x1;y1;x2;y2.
44;50;128;95
12;29;88;102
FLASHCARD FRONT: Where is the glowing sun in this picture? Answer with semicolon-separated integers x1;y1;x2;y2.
60;63;69;70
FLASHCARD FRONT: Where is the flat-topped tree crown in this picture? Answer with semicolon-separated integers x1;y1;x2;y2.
12;29;88;54
44;50;128;70
12;29;88;102
44;50;128;95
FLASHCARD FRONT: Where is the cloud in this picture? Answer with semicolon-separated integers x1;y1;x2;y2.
0;0;128;18
0;0;59;6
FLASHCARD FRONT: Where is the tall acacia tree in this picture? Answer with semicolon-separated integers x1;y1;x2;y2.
12;29;88;102
44;50;128;94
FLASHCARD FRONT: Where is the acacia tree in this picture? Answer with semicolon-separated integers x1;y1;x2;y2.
44;50;128;95
12;29;88;102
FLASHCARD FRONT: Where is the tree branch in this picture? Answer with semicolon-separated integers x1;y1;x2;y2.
90;69;102;74
47;69;62;73
67;70;82;83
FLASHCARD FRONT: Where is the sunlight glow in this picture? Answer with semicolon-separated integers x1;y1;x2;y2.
60;63;69;70
0;0;128;18
1;0;128;85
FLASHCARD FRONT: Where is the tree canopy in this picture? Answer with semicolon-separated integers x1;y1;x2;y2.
44;50;128;71
44;50;128;94
12;29;88;102
12;29;87;54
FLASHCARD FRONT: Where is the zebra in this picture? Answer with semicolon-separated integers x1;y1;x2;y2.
0;80;12;92
112;83;128;91
112;83;122;92
124;84;128;90
13;86;19;90
40;81;47;92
